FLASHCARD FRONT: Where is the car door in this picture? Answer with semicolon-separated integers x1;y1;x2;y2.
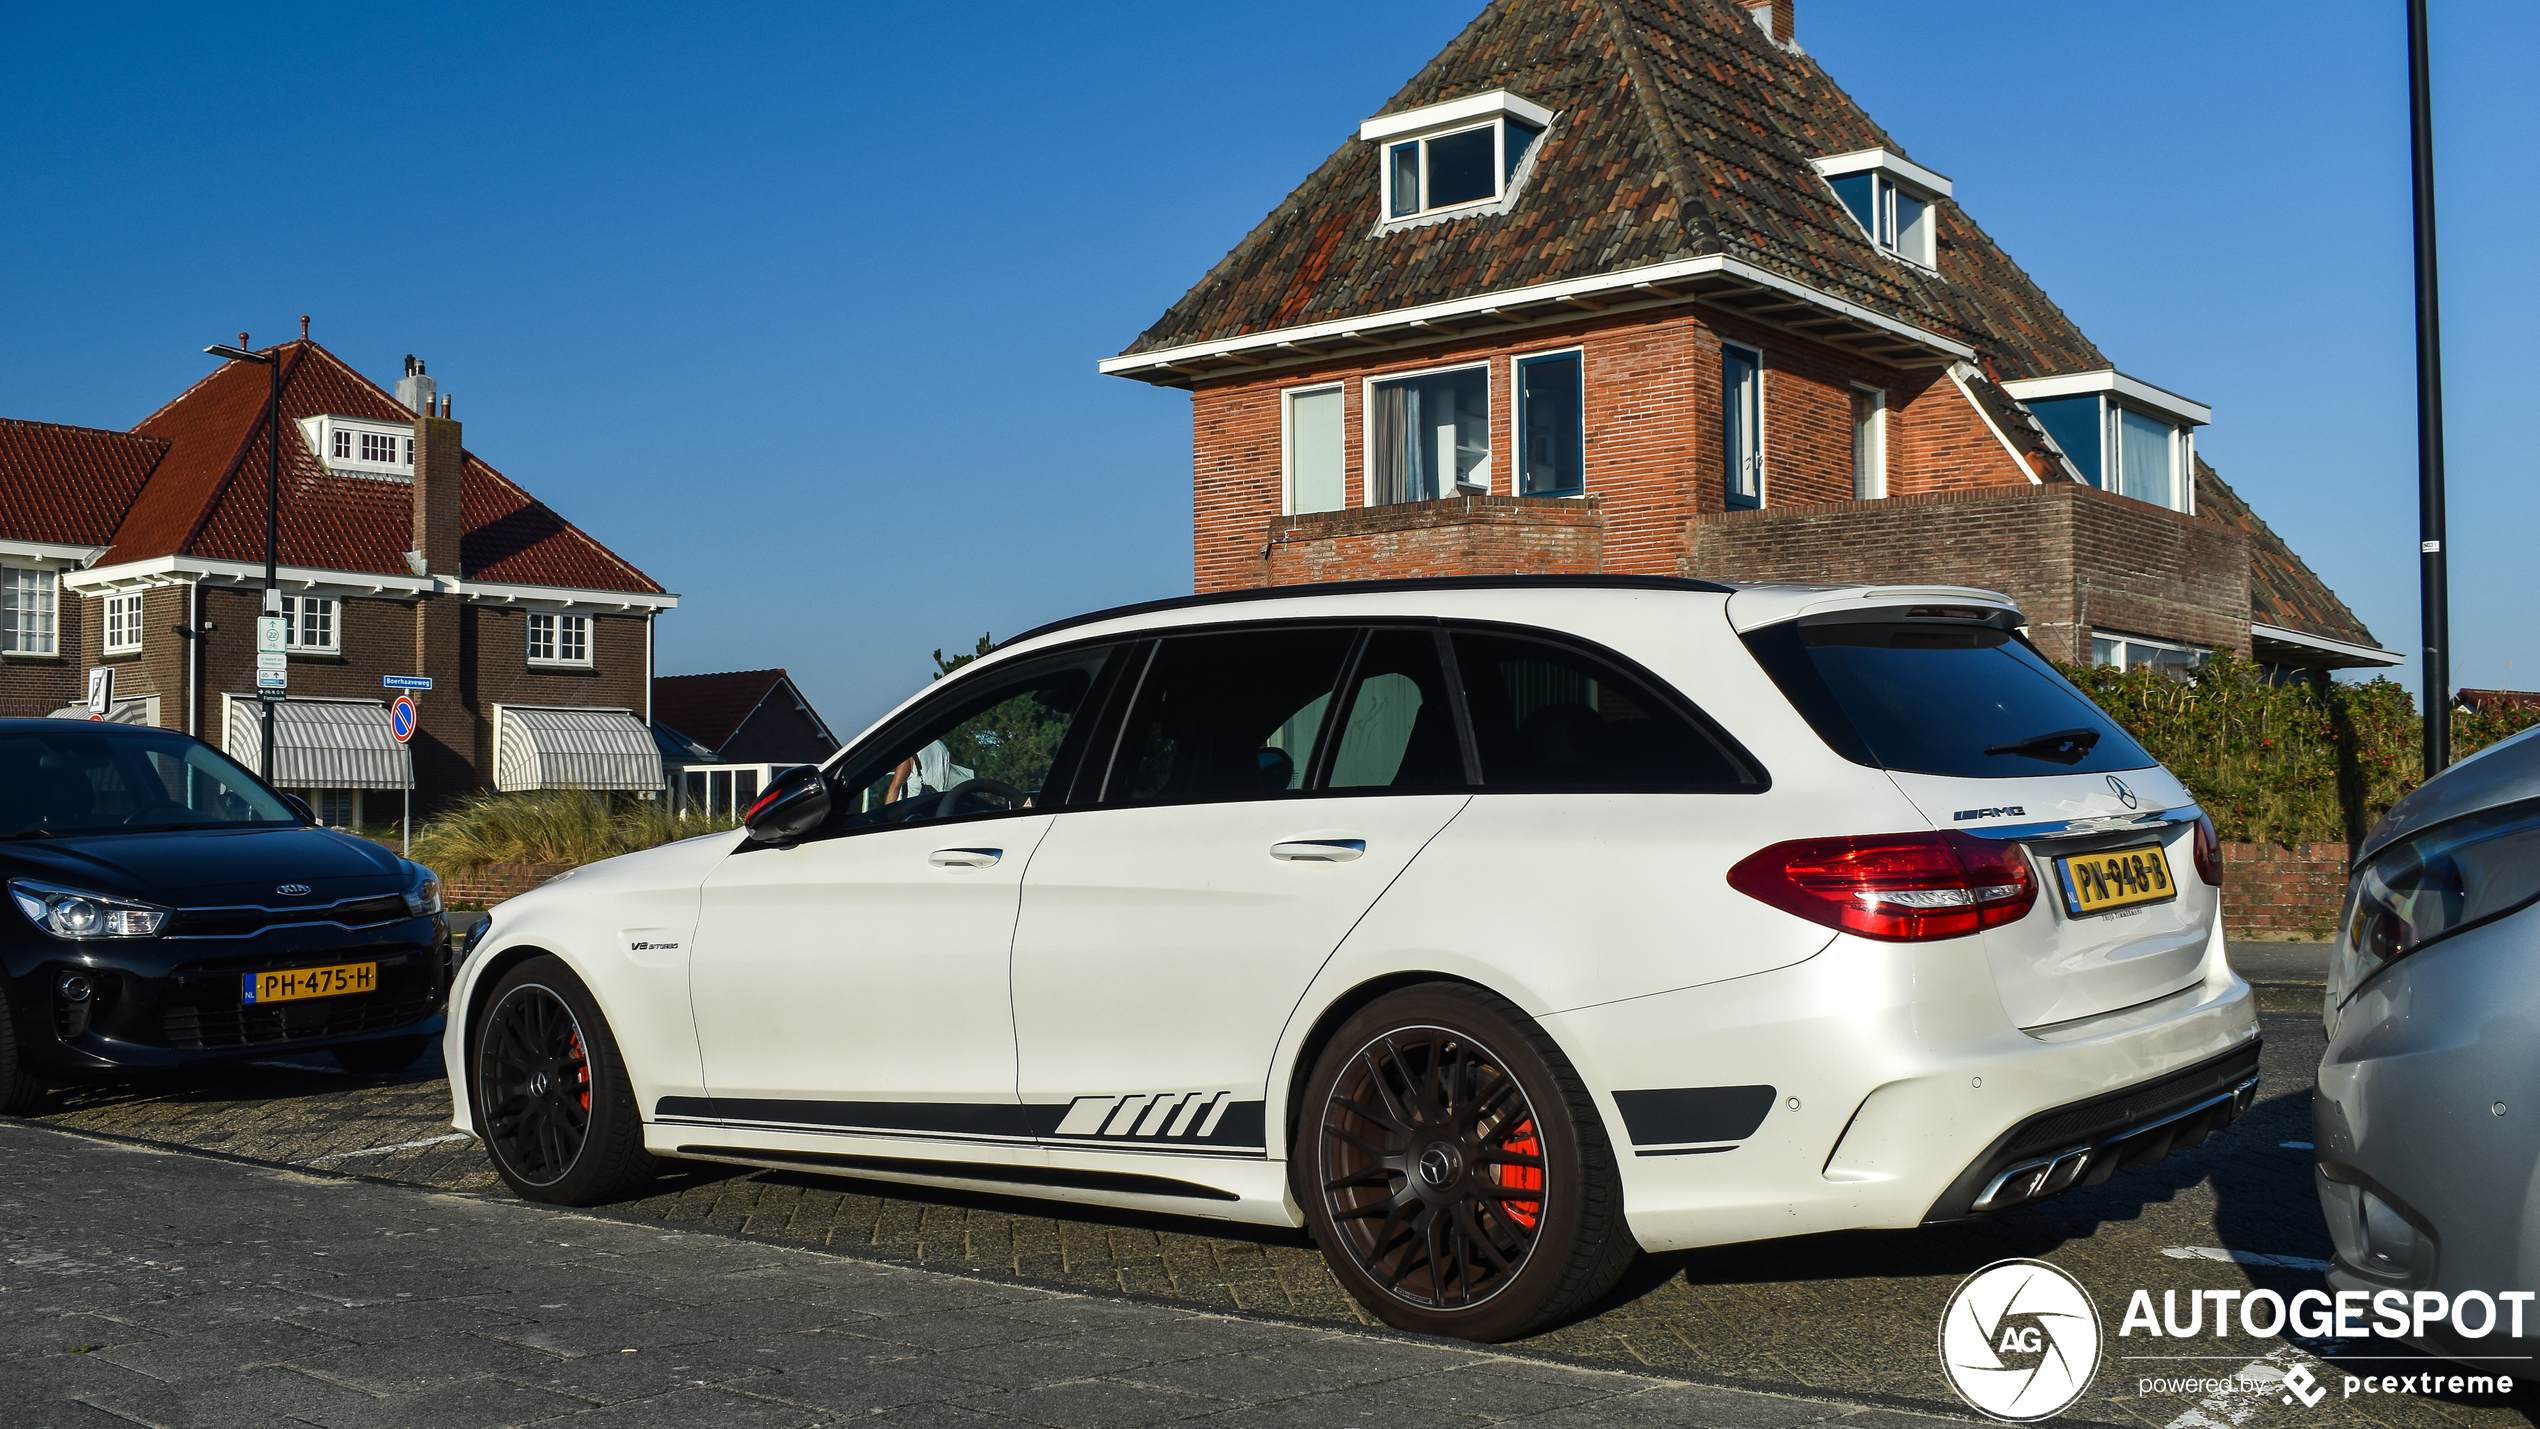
681;642;1121;1148
1010;624;1473;1156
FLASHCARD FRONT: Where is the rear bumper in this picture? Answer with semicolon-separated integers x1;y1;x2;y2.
1541;922;2258;1254
1923;1039;2259;1221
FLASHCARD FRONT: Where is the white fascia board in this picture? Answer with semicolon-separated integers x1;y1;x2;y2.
1809;148;1953;199
66;555;438;597
2250;622;2405;667
65;555;678;610
0;539;108;568
2002;370;2214;427
1360;90;1554;143
453;577;680;611
1097;254;1977;378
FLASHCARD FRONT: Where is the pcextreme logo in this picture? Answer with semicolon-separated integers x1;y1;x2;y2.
1938;1259;2103;1422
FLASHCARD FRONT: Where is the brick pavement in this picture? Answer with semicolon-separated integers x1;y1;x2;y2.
0;1121;1970;1429
11;943;2532;1426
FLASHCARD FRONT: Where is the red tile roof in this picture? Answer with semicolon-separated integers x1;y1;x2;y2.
100;339;662;594
0;419;167;546
1122;0;2105;381
651;669;792;752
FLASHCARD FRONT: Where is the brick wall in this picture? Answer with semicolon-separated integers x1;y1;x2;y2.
1188;304;2024;593
1687;482;2249;664
1263;495;1605;586
439;862;575;907
2221;841;2349;941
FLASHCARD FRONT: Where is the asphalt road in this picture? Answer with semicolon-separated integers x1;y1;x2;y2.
15;943;2536;1428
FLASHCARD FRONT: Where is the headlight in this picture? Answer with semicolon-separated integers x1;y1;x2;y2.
9;880;170;939
2328;797;2540;1021
404;866;443;919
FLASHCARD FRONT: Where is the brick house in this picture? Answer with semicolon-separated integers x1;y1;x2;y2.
0;333;675;825
1103;0;2394;680
651;668;841;818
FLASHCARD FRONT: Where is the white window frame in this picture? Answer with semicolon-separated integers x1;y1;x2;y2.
2091;631;2207;676
296;414;417;480
2104;400;2194;515
1364;90;1556;229
101;591;145;655
279;594;339;653
1511;345;1588;499
0;564;59;656
1281;383;1349;516
1810;150;1951;271
1360;359;1495;507
1721;341;1765;510
527;611;593;667
1850;382;1887;500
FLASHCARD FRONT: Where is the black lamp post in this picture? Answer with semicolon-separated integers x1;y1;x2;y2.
203;335;281;780
2407;0;2451;775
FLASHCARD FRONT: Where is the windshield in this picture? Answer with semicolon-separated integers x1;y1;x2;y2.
1742;619;2155;779
0;727;301;836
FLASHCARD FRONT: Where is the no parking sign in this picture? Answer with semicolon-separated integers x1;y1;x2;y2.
389;695;417;744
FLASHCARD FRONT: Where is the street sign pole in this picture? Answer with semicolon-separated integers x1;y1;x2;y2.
386;685;424;856
2408;0;2452;775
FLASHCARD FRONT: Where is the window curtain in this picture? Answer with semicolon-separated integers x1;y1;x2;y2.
2118;408;2176;510
1288;390;1346;513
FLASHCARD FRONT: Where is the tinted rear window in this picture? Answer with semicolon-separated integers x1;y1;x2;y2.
1742;620;2154;779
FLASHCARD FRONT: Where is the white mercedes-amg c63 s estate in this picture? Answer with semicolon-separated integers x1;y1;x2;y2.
446;576;2260;1340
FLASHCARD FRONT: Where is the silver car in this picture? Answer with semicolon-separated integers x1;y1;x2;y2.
2317;726;2540;1355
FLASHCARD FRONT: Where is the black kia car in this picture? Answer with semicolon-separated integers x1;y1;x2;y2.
0;718;447;1111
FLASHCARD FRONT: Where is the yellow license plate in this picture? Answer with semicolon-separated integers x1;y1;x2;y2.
2057;843;2178;916
242;962;376;1005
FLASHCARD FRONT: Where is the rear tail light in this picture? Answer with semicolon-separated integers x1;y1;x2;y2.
1727;830;2038;941
2192;813;2222;887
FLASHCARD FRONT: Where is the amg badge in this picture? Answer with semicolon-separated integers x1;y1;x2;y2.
1951;807;2025;821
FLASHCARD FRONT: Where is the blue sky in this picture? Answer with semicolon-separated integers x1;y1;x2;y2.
2;1;2531;731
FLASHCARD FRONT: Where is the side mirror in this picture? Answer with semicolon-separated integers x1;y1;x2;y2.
743;764;831;844
280;793;316;824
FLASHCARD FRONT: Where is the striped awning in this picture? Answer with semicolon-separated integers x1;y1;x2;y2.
494;705;663;792
223;695;405;789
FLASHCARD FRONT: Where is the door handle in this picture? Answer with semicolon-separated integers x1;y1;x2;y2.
1270;839;1365;863
929;848;1002;869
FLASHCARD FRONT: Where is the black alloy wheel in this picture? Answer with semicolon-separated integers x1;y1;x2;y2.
473;956;654;1204
1297;984;1635;1342
1320;1025;1545;1308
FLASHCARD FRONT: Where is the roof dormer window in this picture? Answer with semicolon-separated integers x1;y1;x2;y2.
297;414;416;481
1811;150;1952;270
1363;90;1553;226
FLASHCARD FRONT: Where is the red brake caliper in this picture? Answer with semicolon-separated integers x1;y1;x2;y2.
570;1032;590;1111
1495;1118;1542;1229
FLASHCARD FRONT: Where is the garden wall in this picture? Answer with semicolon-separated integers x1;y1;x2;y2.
442;864;575;907
2220;841;2348;941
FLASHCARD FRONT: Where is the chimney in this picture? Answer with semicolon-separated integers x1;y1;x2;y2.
412;403;463;578
395;355;437;417
1748;1;1794;45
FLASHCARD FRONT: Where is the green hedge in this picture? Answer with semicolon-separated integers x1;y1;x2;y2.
2059;654;2540;847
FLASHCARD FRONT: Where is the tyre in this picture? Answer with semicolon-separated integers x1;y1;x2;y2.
1295;983;1636;1341
333;1035;433;1075
0;994;41;1115
472;956;656;1204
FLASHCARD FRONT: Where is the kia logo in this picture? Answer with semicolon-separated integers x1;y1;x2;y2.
2105;776;2138;810
275;884;311;897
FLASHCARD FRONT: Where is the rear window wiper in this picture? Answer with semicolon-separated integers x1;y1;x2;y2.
1982;728;2103;765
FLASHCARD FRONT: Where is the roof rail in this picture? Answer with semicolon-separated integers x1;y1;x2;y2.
1000;574;1734;649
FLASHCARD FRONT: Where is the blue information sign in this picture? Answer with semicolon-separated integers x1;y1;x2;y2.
382;674;434;690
